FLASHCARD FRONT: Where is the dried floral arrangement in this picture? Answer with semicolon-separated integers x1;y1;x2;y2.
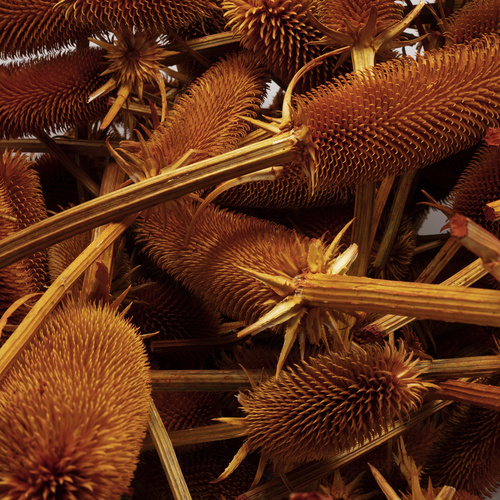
0;0;499;499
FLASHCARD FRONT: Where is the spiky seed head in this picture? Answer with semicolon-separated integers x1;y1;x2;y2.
0;0;97;57
290;34;500;194
0;49;109;138
222;0;342;91
0;301;151;499
444;0;500;44
450;145;500;237
114;50;268;180
223;342;433;471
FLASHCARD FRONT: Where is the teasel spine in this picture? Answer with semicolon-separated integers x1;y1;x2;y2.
0;300;151;499
0;48;109;138
0;0;98;56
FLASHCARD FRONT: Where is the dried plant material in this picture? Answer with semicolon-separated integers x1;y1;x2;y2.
444;0;500;44
136;198;355;375
0;0;97;56
448;214;500;282
90;29;172;129
451;145;500;236
0;300;151;499
113;50;268;181
216;342;434;482
57;0;220;33
0;49;109;139
484;199;500;222
222;0;343;91
484;127;500;146
430;380;500;411
425;398;500;498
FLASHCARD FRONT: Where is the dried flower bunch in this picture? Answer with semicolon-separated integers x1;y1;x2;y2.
0;0;500;499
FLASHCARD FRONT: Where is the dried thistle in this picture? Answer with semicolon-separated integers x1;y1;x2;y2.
0;300;151;499
0;49;108;138
113;50;268;181
222;0;342;91
216;342;434;482
0;0;97;56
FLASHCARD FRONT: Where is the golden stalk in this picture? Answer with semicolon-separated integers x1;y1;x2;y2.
485;198;500;221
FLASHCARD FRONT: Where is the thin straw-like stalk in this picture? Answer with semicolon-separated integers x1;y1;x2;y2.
415;237;462;283
429;380;500;411
302;273;500;326
351;182;375;276
238;400;450;500
0;129;303;270
0;215;136;381
485;199;500;221
148;399;192;500
150;334;243;353
0;138;116;156
369;175;396;247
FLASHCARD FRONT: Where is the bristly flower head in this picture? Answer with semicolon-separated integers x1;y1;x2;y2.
0;49;109;138
216;342;434;482
0;300;151;499
89;28;172;129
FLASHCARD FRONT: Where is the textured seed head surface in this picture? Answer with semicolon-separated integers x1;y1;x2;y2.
0;49;109;139
233;342;431;469
451;145;500;236
222;0;342;91
0;0;97;56
445;0;500;44
59;0;220;33
117;50;268;179
0;301;151;500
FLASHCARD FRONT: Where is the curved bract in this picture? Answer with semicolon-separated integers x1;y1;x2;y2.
0;301;151;500
0;49;108;138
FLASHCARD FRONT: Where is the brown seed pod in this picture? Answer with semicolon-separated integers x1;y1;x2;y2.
113;50;268;180
0;0;97;56
0;300;151;499
58;0;221;34
222;0;343;91
0;48;109;139
444;0;500;45
215;34;500;209
450;144;500;237
135;198;355;374
217;342;434;479
424;398;500;498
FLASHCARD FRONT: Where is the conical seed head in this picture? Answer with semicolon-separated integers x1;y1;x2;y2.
0;0;97;57
0;301;151;500
445;0;500;44
291;34;500;192
451;145;500;236
0;49;109;138
222;0;342;91
235;343;431;470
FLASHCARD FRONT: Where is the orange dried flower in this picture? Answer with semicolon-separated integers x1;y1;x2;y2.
0;49;109;138
0;300;151;499
0;0;97;56
222;0;342;91
217;342;433;479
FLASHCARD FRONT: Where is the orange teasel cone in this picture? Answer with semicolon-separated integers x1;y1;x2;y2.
0;49;109;139
444;0;500;45
112;50;269;181
57;0;221;34
450;143;500;237
221;0;345;92
0;0;98;57
215;342;435;483
214;34;500;209
0;300;151;499
135;198;357;375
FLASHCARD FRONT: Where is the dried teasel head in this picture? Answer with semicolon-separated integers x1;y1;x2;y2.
222;0;343;92
57;0;220;33
135;198;357;375
0;300;151;499
216;342;435;483
450;144;500;237
89;28;173;129
0;48;108;139
0;0;98;56
112;50;268;181
444;0;500;45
